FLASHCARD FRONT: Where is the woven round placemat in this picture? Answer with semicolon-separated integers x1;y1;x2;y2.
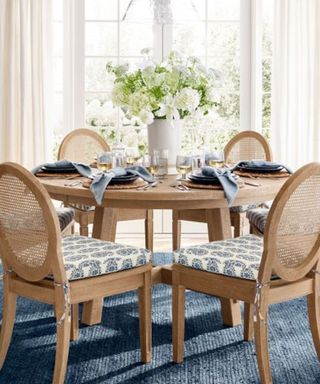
35;172;81;178
182;178;245;190
82;178;147;189
182;180;222;190
234;170;291;178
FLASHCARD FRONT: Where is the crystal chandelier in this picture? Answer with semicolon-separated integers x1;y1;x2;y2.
122;0;200;23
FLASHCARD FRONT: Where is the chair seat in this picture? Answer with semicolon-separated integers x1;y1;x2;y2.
173;235;263;280
56;207;75;231
62;236;151;281
246;208;269;234
230;204;258;213
68;203;95;212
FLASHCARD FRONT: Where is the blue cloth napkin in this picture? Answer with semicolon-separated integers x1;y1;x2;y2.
233;160;292;174
91;166;154;205
201;166;239;207
32;161;154;205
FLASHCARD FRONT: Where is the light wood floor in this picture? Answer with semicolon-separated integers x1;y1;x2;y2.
73;223;208;251
116;233;209;252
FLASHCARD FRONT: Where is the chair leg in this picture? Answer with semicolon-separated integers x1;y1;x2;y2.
70;304;79;341
145;210;154;251
243;302;254;341
79;213;89;237
254;302;272;384
0;282;17;369
307;285;320;358
172;210;181;251
53;290;71;384
172;273;186;363
138;271;152;363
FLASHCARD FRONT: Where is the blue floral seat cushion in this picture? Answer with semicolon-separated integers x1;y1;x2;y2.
230;204;258;213
68;203;95;212
173;234;263;280
246;208;269;234
56;207;75;232
62;236;151;281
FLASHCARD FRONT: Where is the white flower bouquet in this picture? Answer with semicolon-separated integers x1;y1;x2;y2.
106;50;220;125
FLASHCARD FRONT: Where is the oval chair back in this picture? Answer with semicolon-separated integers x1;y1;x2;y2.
224;130;273;164
57;128;110;164
262;162;320;282
0;163;65;283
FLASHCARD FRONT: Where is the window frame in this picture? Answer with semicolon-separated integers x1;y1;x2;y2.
61;0;263;136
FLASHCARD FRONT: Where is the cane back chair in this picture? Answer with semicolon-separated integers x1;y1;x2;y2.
172;130;273;250
0;163;152;383
172;162;320;383
58;128;153;250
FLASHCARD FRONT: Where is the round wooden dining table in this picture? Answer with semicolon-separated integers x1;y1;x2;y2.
40;174;288;328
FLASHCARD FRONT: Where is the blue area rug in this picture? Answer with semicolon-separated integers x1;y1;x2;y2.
0;252;319;383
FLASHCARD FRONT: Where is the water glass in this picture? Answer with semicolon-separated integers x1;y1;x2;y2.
176;155;192;180
97;152;113;172
192;154;205;173
154;149;168;177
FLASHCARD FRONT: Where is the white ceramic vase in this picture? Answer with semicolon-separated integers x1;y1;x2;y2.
147;118;182;167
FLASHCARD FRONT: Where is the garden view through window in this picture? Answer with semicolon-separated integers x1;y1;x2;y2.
52;0;273;156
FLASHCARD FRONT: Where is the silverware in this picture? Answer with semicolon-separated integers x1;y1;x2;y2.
244;181;261;187
64;181;82;187
136;181;158;190
170;182;189;191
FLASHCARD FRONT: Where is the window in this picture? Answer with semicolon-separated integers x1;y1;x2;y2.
52;0;272;155
52;0;63;154
262;0;273;138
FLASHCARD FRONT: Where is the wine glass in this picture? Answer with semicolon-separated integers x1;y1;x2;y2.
143;154;159;177
205;150;224;168
176;155;192;180
97;152;113;172
126;147;140;166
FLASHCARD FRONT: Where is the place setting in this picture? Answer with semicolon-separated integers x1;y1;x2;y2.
31;149;157;205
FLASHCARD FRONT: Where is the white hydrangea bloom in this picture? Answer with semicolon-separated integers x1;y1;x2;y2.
112;83;128;106
175;88;200;113
139;109;154;124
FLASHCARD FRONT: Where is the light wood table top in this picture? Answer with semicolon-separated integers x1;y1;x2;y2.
40;174;287;210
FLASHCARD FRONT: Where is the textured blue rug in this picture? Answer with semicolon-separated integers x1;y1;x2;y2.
0;252;319;384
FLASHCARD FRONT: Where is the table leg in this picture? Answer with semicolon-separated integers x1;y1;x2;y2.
206;208;242;327
92;206;119;241
82;207;119;325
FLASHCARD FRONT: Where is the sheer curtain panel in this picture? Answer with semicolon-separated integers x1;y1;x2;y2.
0;0;53;169
271;0;320;170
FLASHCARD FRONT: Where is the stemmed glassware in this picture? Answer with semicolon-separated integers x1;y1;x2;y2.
143;154;160;177
176;155;192;180
205;150;225;168
126;147;140;166
97;152;113;172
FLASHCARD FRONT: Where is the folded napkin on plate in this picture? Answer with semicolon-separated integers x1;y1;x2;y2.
32;161;154;205
31;160;92;178
233;160;292;174
91;166;154;205
201;166;239;207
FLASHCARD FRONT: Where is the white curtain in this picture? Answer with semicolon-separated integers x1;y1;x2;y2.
0;0;53;169
271;0;320;170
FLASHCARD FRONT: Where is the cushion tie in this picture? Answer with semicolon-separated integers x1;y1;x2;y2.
254;281;270;324
54;281;71;326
